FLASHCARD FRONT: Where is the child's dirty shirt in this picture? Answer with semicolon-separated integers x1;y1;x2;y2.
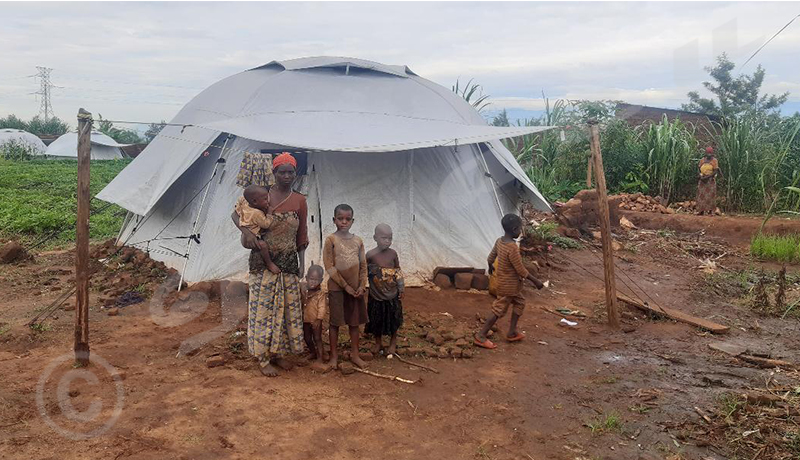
488;238;529;297
235;196;273;236
323;234;368;292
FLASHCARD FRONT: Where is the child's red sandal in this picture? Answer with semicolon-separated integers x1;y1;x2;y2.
507;333;525;342
473;337;497;349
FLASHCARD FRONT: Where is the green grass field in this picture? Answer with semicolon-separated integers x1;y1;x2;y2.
750;233;800;263
0;158;131;248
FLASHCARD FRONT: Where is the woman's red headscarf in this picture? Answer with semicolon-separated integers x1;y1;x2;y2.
705;146;714;155
272;152;297;170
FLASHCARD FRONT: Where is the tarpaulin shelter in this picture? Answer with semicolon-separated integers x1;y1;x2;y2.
97;57;553;284
0;128;47;154
45;131;130;160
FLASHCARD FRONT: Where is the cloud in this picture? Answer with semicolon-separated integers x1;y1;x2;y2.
0;1;798;124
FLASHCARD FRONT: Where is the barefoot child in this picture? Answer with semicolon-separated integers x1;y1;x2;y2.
300;264;329;372
365;224;404;356
475;213;544;349
235;185;280;274
323;204;369;369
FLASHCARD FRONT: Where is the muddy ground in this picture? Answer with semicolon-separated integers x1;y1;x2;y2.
1;212;800;460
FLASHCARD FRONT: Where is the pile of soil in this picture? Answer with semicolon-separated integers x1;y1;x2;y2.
89;239;178;308
555;189;622;228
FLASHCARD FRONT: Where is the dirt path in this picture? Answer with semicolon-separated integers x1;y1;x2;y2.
621;210;800;247
1;234;798;459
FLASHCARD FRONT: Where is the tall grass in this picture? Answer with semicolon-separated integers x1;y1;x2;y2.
641;115;697;203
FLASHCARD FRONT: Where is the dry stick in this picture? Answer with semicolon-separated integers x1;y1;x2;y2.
391;354;440;373
694;406;712;424
353;367;417;384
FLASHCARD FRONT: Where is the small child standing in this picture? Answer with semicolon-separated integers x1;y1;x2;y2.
235;184;279;274
475;213;544;349
323;204;369;369
300;264;329;372
365;223;404;356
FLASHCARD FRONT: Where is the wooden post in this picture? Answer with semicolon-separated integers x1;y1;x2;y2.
588;120;619;328
74;109;92;365
586;153;593;188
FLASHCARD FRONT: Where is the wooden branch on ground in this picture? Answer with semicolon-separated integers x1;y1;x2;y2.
391;354;439;373
738;354;798;370
353;367;418;384
617;294;729;334
694;406;712;424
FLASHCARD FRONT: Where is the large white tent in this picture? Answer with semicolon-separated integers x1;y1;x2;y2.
45;131;129;160
97;56;553;284
0;129;47;154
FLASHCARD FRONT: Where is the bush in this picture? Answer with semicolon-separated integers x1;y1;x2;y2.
0;140;37;160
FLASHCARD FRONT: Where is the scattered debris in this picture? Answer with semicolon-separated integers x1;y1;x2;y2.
0;242;30;264
353;367;417;384
618;294;729;334
559;318;578;327
392;354;439;373
206;355;226;368
708;342;747;357
737;354;797;370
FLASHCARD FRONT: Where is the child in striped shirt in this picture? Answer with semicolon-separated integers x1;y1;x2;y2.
474;213;544;349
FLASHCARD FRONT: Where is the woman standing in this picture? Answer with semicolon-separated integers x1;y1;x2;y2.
697;146;722;216
234;153;308;376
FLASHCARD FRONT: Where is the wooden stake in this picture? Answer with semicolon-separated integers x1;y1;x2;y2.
586;153;593;188
588;121;619;328
74;108;92;366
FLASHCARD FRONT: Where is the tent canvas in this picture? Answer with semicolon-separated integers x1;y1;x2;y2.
0;129;47;154
44;131;130;160
98;56;553;285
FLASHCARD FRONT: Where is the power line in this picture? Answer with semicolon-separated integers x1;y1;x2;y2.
741;13;800;69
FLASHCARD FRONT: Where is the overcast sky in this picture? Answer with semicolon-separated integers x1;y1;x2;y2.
1;1;798;129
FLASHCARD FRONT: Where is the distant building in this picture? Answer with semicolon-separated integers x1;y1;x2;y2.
616;103;720;144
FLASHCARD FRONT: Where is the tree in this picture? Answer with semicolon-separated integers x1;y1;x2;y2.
26;116;70;136
491;109;510;127
682;53;789;117
0;114;69;135
97;114;145;144
144;121;166;143
0;114;28;130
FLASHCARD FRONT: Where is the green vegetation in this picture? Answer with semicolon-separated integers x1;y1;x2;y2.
526;221;582;249
586;412;623;435
0;139;39;161
97;115;148;144
460;54;800;213
682;53;789;118
750;233;800;263
0;158;130;247
0;114;70;136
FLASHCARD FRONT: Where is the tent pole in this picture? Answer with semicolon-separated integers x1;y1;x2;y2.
177;134;233;291
476;144;504;216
